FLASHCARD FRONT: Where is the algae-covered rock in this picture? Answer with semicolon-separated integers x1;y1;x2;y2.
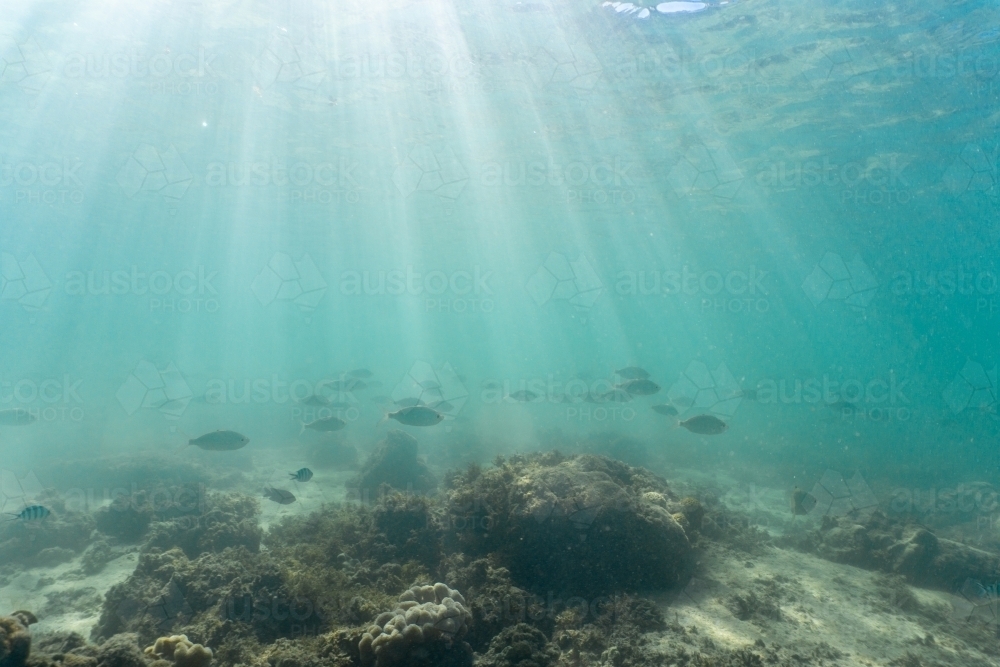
144;635;212;667
446;453;692;596
94;634;146;667
143;493;261;559
348;431;436;500
476;624;559;667
802;510;1000;591
0;612;33;667
359;584;473;667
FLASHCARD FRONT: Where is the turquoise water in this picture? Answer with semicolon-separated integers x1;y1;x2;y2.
1;0;999;518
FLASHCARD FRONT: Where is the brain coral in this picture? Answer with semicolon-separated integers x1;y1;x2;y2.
359;583;472;667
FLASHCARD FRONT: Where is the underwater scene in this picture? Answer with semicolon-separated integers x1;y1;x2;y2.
3;0;1000;665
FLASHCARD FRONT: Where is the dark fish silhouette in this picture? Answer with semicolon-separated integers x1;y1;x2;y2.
301;416;347;433
381;406;444;427
678;415;728;435
615;366;650;380
791;487;817;515
189;430;250;451
618;379;660;395
263;487;296;504
508;390;539;402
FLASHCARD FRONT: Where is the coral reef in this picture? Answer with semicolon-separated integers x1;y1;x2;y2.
142;493;261;559
475;624;559;667
348;431;436;501
0;612;34;667
359;584;473;667
144;635;212;667
790;510;1000;591
445;453;693;595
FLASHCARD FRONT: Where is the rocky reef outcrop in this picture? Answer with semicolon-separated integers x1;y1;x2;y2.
445;453;693;595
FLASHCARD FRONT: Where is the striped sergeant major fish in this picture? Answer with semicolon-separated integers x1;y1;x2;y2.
5;505;51;522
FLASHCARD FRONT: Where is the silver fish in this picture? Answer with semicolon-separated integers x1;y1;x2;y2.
263;487;296;505
300;394;330;407
189;430;250;451
615;366;650;380
383;406;444;427
651;404;679;416
618;379;660;396
289;468;314;482
302;416;347;433
395;397;425;407
0;409;37;426
678;415;728;435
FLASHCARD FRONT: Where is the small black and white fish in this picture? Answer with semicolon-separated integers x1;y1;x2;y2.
0;408;37;426
6;505;50;522
508;390;539;402
289;468;314;482
615;366;650;380
301;416;347;433
617;378;660;396
651;403;679;416
263;487;296;505
677;415;728;435
380;406;444;427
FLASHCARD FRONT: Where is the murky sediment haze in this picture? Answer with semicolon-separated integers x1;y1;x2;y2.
1;0;1000;664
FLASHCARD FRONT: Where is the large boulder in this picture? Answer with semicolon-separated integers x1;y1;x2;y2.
446;454;693;596
349;431;437;501
803;510;1000;591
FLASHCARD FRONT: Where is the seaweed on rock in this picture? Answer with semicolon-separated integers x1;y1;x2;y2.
444;453;693;596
